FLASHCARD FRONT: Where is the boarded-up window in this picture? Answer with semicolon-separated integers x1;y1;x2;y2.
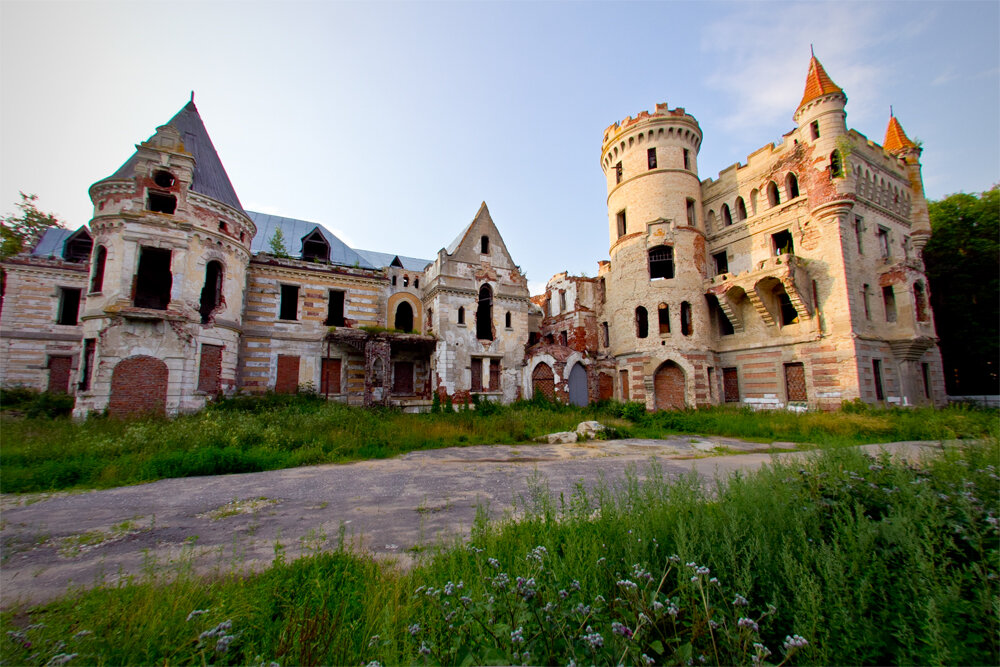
393;361;414;395
532;363;555;401
598;373;613;401
198;344;223;393
321;358;342;395
620;369;630;400
275;355;300;394
471;358;483;391
489;359;501;391
723;367;740;403
784;362;807;401
47;356;73;394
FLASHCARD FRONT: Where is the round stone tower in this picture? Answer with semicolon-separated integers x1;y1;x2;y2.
599;103;711;410
75;99;255;417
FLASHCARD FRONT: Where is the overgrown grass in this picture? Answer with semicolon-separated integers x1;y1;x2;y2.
1;392;996;493
3;441;997;665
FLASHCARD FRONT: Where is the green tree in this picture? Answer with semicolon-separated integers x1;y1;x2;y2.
1;192;63;260
923;187;999;395
268;226;289;258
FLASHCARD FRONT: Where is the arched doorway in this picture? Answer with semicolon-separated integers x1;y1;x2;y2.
109;355;168;417
395;301;414;333
532;362;555;401
653;361;685;411
568;363;588;406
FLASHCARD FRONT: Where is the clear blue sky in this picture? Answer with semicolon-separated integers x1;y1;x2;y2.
2;1;997;294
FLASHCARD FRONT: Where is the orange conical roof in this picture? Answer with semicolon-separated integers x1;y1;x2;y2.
798;55;843;109
883;114;917;153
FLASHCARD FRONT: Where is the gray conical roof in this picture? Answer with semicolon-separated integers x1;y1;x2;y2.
107;100;244;212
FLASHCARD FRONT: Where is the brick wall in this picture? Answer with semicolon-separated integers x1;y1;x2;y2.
108;356;168;417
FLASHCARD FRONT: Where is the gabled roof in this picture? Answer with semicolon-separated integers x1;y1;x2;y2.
446;201;491;255
246;211;375;268
798;55;843;109
107;100;244;213
883;115;917;153
353;249;432;271
31;227;74;257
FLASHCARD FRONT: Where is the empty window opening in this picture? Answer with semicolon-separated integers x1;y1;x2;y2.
133;246;172;310
723;367;740;402
785;173;799;199
735;197;747;222
559;331;568;346
57;287;82;325
326;290;345;326
921;362;931;399
80;338;96;391
279;284;299;320
63;231;93;262
218;220;228;233
635;306;648;339
489;359;501;391
647;147;657;169
721;204;733;227
505;311;512;328
153;170;175;188
616;210;627;238
877;227;890;259
601;321;609;347
648;245;674;279
772;229;794;255
854;216;864;254
457;306;465;324
683;148;690;170
830;150;844;178
90;245;107;293
766;181;780;207
810;120;820;140
559;290;567;311
713;251;729;275
426;307;433;330
658;303;670;334
301;229;330;262
777;290;798;326
686;199;697;226
146;191;177;214
198;260;224;324
784;362;807;401
414;278;419;288
391;275;397;286
615;161;622;184
620;369;630;400
882;286;897;322
862;284;871;319
395;301;414;332
403;275;409;287
528;331;538;346
476;285;493;340
481;235;489;254
873;359;885;401
913;282;928;322
680;301;693;336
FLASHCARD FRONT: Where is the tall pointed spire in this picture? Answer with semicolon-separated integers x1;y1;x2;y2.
798;53;843;109
883;114;917;154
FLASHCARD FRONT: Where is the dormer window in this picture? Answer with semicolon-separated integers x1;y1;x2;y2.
153;170;175;188
301;228;330;262
146;192;176;214
63;228;93;263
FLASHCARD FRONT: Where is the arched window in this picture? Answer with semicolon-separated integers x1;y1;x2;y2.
199;260;224;324
402;275;409;287
750;189;759;215
505;311;512;328
476;285;493;340
785;173;800;199
766;181;780;207
90;245;107;293
648;245;674;279
707;210;717;232
722;204;733;227
414;278;419;288
830;150;843;178
658;303;670;334
913;282;929;322
735;197;747;222
680;301;692;336
395;301;414;332
635;306;648;339
457;306;465;325
481;236;489;254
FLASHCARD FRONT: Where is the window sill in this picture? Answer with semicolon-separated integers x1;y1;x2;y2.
276;318;300;323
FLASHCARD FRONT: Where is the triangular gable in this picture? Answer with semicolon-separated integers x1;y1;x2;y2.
301;227;331;261
441;202;518;268
390;256;404;268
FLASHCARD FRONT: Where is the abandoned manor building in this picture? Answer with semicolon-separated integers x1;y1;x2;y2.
0;55;945;416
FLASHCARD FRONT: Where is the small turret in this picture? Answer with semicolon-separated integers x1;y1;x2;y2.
883;112;931;254
793;52;847;140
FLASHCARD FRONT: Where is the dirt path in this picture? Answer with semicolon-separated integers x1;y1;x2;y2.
0;437;946;608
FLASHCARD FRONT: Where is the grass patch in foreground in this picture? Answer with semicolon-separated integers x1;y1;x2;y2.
3;441;998;666
1;393;996;493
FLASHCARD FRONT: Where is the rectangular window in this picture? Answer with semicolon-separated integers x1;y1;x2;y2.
615;161;622;184
713;251;728;275
810;120;820;140
862;284;871;319
877;227;890;259
321;358;342;395
393;361;414;395
683;149;690;170
686;199;697;226
133;246;172;310
616;210;627;238
620;369;629;400
470;358;483;391
784;362;807;401
772;229;794;256
57;287;82;325
489;359;501;391
872;359;885;401
882;286;897;322
921;362;931;399
79;338;96;391
601;322;609;347
647;147;657;169
559;290;567;312
723;367;740;403
325;290;345;326
146;191;176;214
854;216;864;254
275;355;300;394
279;284;299;320
197;344;223;393
658;303;670;334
